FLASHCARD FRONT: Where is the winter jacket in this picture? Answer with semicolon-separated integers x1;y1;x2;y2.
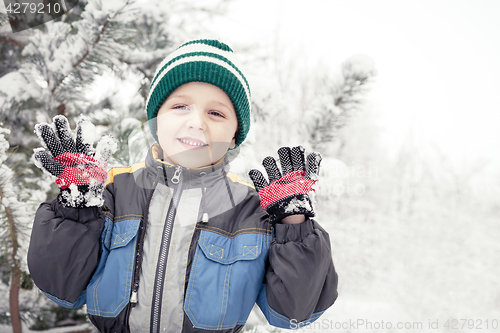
28;144;338;333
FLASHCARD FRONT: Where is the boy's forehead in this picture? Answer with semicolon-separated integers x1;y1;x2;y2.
166;82;235;110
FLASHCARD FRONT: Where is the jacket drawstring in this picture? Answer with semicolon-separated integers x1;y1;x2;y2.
200;172;209;222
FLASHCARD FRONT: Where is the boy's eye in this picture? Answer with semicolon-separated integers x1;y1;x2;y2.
172;104;189;110
209;110;224;118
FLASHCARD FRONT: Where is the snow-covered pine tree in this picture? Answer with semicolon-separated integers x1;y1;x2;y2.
0;124;51;333
0;0;231;330
303;54;377;156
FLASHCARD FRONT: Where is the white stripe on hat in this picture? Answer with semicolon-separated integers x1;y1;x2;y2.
146;54;251;110
151;42;248;88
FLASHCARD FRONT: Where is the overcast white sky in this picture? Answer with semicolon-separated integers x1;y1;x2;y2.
209;0;500;169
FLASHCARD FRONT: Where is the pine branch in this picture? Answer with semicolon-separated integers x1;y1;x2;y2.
51;20;110;93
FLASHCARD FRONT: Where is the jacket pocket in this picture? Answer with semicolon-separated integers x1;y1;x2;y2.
87;217;141;317
184;230;269;330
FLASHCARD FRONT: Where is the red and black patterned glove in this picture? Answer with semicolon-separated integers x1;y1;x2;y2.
33;115;117;208
249;146;322;224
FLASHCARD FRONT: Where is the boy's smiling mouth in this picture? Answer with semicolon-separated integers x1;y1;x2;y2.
178;137;208;149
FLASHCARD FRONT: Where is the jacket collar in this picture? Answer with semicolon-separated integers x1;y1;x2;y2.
145;144;228;187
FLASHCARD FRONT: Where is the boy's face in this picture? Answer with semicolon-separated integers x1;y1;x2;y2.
156;82;238;169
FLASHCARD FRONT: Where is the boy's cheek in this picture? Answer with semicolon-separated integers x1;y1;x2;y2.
208;142;233;157
156;119;175;139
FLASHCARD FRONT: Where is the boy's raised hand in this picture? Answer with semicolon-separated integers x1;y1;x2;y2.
249;146;321;224
33;115;117;208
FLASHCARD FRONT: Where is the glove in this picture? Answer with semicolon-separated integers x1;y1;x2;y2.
249;146;322;224
33;115;117;208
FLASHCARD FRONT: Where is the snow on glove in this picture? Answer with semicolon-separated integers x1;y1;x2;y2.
248;146;322;224
33;115;117;208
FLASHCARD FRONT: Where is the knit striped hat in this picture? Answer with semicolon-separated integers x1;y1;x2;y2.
146;39;251;147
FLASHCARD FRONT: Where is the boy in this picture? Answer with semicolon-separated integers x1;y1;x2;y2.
28;39;338;333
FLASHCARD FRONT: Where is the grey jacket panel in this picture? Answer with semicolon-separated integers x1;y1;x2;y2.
102;166;150;221
129;185;202;333
129;184;173;333
27;197;105;303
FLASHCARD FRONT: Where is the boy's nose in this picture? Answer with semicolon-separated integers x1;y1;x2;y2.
186;105;204;130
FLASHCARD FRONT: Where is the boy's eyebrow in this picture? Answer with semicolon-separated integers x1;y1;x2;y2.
167;94;191;100
212;100;234;112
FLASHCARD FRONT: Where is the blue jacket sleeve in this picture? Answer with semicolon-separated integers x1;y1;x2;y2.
257;218;338;329
27;184;114;307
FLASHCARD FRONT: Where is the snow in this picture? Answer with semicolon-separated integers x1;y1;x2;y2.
22;21;85;77
120;117;142;132
284;196;312;214
84;71;145;114
33;123;51;151
0;70;42;105
343;54;377;76
244;296;411;333
316;157;349;199
128;0;170;23
52;115;72;128
94;135;118;162
0;126;10;163
85;191;105;207
77;117;97;145
84;0;122;22
82;0;139;24
19;0;138;95
68;183;80;199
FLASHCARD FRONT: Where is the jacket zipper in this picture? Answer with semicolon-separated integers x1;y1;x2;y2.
130;167;163;308
150;165;183;333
